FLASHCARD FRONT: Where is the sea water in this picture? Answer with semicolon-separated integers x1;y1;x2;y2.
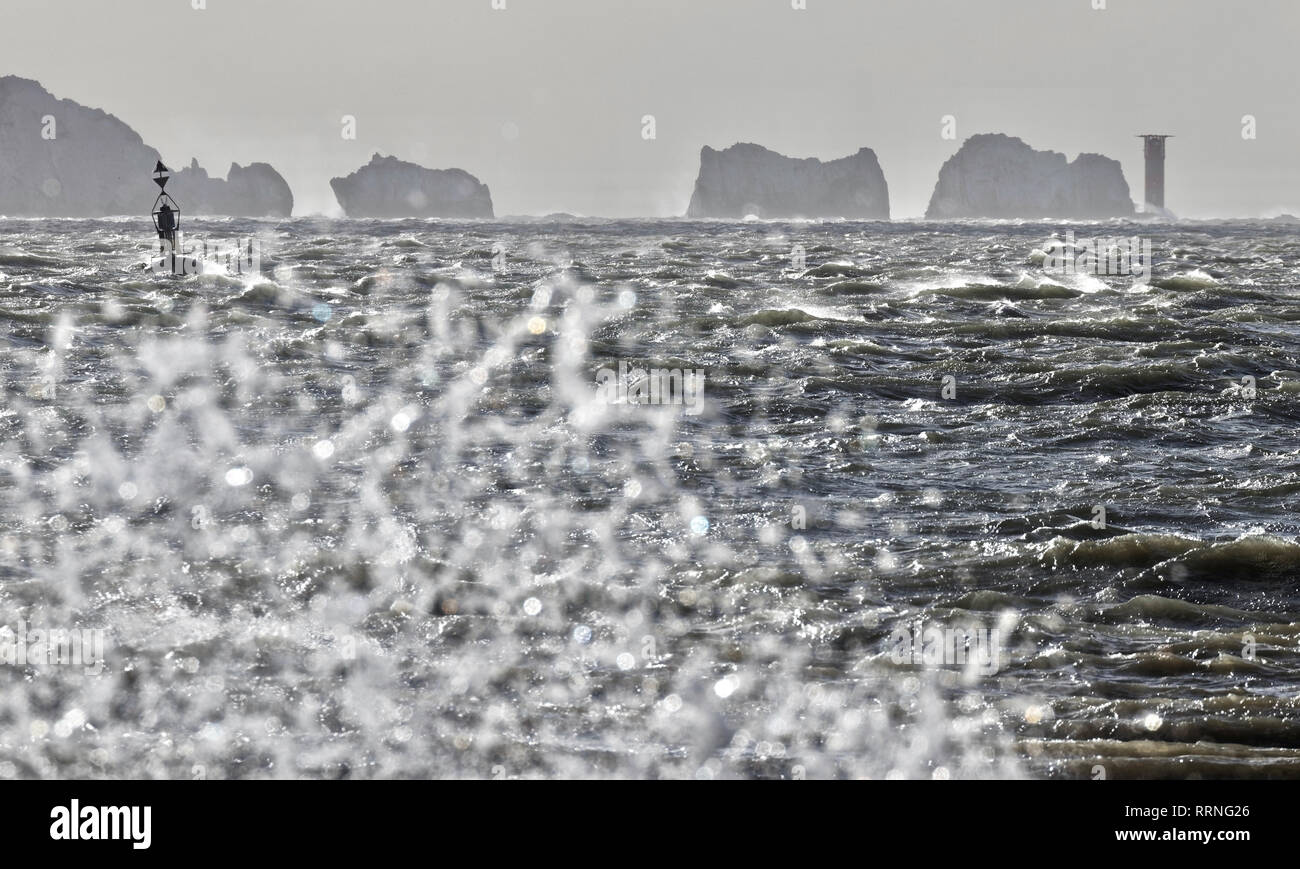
0;216;1297;779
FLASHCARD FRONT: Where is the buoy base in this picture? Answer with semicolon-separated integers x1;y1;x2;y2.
153;253;201;276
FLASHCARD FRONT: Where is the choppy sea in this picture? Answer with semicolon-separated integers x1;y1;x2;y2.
1;216;1298;779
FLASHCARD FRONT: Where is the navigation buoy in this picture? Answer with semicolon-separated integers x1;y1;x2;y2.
150;161;197;274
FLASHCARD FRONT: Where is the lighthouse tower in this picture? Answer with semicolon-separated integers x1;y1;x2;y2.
1137;134;1172;213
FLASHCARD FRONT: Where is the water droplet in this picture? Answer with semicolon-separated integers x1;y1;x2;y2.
225;467;253;487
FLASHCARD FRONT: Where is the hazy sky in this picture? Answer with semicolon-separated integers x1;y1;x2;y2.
4;0;1297;217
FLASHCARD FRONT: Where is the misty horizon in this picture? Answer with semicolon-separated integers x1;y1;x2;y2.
2;0;1296;218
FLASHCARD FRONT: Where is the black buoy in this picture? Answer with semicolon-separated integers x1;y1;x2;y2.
150;161;187;274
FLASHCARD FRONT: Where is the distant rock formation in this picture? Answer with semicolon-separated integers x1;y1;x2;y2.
0;75;293;217
926;134;1134;219
0;76;153;216
169;158;293;217
686;143;890;219
330;154;494;218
